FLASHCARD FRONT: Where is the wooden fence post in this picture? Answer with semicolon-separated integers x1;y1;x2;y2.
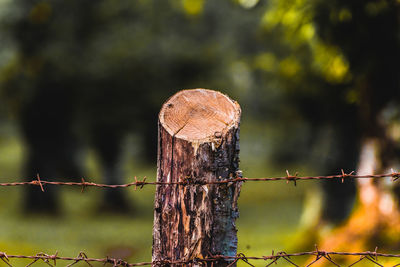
152;89;242;266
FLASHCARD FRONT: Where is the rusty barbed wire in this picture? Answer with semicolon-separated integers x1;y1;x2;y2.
0;169;398;191
2;248;400;267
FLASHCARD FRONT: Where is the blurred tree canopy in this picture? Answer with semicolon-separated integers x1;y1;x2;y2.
0;1;269;154
259;0;399;169
0;0;398;166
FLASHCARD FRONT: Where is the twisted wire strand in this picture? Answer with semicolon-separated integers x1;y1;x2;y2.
1;250;400;267
0;170;398;191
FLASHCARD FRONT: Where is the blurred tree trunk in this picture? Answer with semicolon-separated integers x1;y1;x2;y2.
308;133;400;265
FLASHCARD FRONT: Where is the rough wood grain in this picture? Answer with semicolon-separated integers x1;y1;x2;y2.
152;89;242;266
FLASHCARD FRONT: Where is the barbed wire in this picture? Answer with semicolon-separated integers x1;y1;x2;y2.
1;248;400;267
0;169;398;192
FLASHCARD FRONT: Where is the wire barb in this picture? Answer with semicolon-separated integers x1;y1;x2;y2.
340;169;355;183
31;174;45;192
391;168;400;182
0;252;11;267
285;170;298;186
80;178;87;193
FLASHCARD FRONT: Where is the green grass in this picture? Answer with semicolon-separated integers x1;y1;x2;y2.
0;130;307;266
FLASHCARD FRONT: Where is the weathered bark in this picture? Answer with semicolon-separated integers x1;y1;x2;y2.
152;89;242;266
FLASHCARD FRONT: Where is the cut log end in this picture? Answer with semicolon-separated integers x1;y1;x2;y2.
159;88;241;141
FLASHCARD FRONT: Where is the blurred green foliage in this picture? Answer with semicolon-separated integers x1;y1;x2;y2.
0;0;397;160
